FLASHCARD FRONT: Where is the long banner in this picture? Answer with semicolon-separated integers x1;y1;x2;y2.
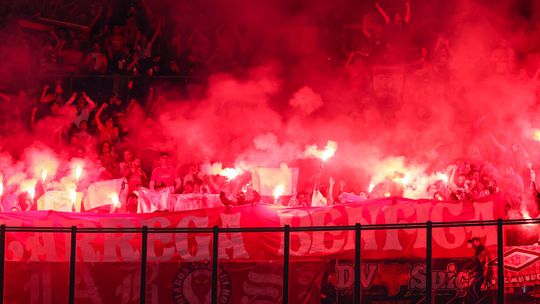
3;194;540;303
0;194;507;263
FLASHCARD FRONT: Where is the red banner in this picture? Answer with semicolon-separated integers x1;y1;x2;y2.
4;261;324;304
0;194;529;303
0;194;506;263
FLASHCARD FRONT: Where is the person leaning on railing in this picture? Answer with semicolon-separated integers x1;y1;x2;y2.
219;189;260;206
528;162;540;214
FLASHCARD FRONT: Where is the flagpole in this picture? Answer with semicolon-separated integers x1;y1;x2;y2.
312;160;325;202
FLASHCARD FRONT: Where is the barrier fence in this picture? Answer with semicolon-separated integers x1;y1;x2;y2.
0;218;538;304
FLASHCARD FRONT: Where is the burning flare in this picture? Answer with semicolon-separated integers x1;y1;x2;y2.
304;140;338;162
533;129;540;142
68;188;77;206
368;182;375;193
41;170;48;182
201;162;242;181
73;164;83;181
273;184;285;200
435;172;448;184
109;193;120;208
20;179;37;200
220;167;240;181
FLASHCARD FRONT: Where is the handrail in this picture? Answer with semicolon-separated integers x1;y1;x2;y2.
0;218;528;303
0;217;535;233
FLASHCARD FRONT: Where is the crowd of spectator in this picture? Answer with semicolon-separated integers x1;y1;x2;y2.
1;0;540;216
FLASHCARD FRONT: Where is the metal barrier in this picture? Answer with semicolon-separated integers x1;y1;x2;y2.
1;218;538;303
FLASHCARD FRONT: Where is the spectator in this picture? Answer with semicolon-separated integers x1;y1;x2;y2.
107;25;127;62
59;39;84;72
182;181;195;194
105;94;125;117
127;158;148;193
123;16;140;48
219;189;260;206
490;38;515;75
183;165;200;184
95;103;119;144
118;149;134;177
40;81;65;104
433;36;452;78
39;40;58;73
127;50;142;75
65;91;97;127
374;0;411;62
91;158;114;182
73;120;95;154
447;165;471;200
85;42;108;73
413;46;433;78
98;141;118;175
149;152;181;192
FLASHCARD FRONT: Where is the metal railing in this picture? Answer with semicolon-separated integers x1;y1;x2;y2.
0;218;538;304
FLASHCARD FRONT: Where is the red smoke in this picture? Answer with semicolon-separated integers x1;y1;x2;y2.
1;0;540;215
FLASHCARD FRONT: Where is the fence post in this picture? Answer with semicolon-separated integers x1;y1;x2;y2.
211;226;219;304
0;225;5;304
283;225;291;304
69;226;77;304
140;226;148;304
354;223;361;304
426;221;432;304
497;219;504;304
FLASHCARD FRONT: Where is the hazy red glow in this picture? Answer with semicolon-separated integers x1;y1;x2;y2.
0;0;540;216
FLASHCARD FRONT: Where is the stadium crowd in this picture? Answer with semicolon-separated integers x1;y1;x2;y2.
1;0;540;216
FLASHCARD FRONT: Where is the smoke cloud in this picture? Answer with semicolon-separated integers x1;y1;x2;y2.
1;0;540;215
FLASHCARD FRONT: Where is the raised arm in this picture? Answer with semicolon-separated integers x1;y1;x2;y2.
126;98;137;114
65;92;78;106
327;177;335;205
345;52;356;67
126;56;140;72
174;177;182;192
82;92;96;110
375;2;390;24
447;165;459;192
30;106;38;130
149;20;162;46
529;162;538;192
88;5;103;31
205;175;220;194
219;191;236;206
94;103;107;130
40;85;50;103
404;0;411;23
362;15;372;39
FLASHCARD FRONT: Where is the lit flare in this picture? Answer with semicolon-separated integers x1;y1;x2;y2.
435;172;448;184
273;184;285;200
20;179;37;200
304;140;338;162
109;193;120;208
221;168;240;181
74;165;83;182
41;170;48;182
534;129;540;142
